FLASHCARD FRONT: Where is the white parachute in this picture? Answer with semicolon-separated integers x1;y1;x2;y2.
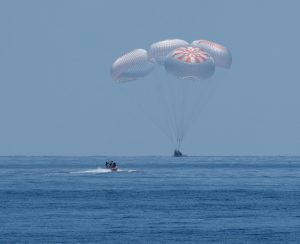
110;39;231;153
111;49;154;82
148;39;189;65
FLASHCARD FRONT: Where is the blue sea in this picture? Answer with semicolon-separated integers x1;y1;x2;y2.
0;156;300;243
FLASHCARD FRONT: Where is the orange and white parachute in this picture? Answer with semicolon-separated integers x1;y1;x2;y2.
164;46;215;80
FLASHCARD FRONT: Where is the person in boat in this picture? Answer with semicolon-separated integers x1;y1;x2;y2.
106;160;113;169
105;161;111;169
106;160;117;169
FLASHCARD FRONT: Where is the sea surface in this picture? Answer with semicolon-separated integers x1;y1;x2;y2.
0;156;300;243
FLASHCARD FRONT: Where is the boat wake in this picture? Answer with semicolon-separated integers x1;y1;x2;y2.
70;167;137;174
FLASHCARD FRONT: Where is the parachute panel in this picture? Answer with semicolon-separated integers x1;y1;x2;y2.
148;39;189;65
111;49;154;82
164;46;215;80
191;40;232;69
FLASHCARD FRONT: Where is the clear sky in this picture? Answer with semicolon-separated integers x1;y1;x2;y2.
0;0;299;156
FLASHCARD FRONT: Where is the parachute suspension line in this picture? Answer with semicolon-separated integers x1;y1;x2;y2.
154;77;178;146
118;81;175;145
158;77;176;147
178;79;191;146
168;78;217;150
167;78;195;150
176;80;186;147
164;77;184;149
181;81;206;139
168;80;182;147
183;79;219;136
163;77;191;150
174;81;185;150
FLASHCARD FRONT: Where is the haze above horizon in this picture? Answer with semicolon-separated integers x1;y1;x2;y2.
0;0;299;156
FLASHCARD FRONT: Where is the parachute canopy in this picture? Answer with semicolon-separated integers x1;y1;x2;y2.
148;39;189;65
164;46;215;80
111;49;154;82
191;40;232;69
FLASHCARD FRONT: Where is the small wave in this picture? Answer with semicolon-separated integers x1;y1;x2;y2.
70;167;137;174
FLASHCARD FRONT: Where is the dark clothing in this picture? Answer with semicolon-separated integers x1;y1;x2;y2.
106;161;117;169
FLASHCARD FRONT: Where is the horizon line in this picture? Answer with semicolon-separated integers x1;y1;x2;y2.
0;154;300;157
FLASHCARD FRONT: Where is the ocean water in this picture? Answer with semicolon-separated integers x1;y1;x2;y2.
0;156;300;243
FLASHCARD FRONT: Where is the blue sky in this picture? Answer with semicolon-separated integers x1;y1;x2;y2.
0;0;299;155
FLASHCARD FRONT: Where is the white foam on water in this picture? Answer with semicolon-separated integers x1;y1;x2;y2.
70;167;137;174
